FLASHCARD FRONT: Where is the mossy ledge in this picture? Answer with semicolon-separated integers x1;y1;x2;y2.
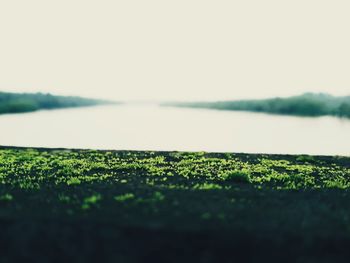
0;146;350;262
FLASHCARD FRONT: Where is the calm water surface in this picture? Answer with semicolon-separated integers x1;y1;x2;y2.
0;104;349;156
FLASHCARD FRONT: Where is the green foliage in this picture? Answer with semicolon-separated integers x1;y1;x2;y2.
114;193;135;202
151;191;165;202
0;91;117;115
338;102;350;117
66;178;82;186
82;194;102;210
0;148;348;194
0;193;13;202
296;155;315;163
163;93;350;118
223;170;250;183
193;183;222;190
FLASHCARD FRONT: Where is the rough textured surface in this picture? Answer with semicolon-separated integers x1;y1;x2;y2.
0;146;350;262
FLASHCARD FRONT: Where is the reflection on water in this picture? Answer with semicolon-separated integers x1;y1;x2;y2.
0;104;349;156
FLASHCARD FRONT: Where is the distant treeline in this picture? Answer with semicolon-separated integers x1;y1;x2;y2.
163;93;350;118
0;91;117;115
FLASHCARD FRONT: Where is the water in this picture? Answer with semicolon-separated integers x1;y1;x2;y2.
0;104;349;156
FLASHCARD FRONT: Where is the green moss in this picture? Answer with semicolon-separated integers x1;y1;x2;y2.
0;147;349;262
193;183;223;190
114;193;135;202
223;170;250;183
0;193;13;202
82;194;102;210
66;178;81;186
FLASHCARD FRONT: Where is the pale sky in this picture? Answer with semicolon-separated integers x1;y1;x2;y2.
0;0;349;101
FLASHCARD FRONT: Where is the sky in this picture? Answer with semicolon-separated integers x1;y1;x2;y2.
0;0;349;102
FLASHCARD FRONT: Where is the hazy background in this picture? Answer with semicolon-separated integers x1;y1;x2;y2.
0;0;349;101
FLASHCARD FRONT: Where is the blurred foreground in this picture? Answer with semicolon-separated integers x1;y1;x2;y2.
0;147;350;262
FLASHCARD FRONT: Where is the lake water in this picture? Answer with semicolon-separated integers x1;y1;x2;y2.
0;104;349;156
